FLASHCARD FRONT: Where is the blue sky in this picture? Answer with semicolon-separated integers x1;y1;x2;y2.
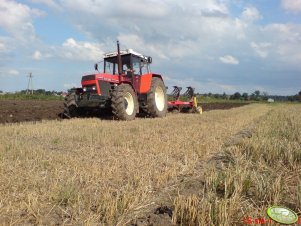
0;0;300;95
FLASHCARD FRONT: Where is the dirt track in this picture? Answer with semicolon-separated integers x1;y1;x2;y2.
0;100;248;124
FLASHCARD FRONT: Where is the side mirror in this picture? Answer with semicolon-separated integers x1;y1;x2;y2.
147;57;152;64
94;63;98;71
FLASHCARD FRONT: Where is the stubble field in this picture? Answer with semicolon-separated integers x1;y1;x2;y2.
0;103;300;225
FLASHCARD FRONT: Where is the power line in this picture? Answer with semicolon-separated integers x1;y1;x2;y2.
26;73;34;94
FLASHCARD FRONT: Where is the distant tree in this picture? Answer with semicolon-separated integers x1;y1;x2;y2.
222;92;227;99
231;92;241;100
34;89;45;94
213;94;220;99
242;92;248;101
289;94;301;102
254;90;260;96
288;95;299;102
0;90;3;93
262;91;268;101
19;90;27;94
250;93;255;100
251;90;261;101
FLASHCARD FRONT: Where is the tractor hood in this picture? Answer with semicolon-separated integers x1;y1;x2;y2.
82;73;119;83
81;74;96;82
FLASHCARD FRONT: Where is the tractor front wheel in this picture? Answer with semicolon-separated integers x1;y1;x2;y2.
146;77;167;117
111;84;138;120
64;92;80;118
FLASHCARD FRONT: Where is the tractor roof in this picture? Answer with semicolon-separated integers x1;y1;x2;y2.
104;49;148;60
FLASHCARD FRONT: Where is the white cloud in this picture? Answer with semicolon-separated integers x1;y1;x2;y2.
219;55;239;65
0;69;20;77
32;50;42;60
8;69;19;75
60;38;105;61
260;24;301;66
241;7;262;22
0;37;16;55
281;0;301;13
63;83;78;88
61;0;169;18
49;0;249;68
59;0;234;39
117;34;169;60
0;42;7;52
32;50;52;60
0;0;45;43
251;42;272;58
29;0;61;10
218;84;238;92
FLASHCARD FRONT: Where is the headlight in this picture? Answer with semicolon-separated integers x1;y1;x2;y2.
92;86;96;90
83;87;87;92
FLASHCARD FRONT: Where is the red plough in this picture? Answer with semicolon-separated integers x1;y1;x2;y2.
168;86;202;114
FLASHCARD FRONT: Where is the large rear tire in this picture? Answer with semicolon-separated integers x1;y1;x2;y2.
146;77;167;117
111;84;138;120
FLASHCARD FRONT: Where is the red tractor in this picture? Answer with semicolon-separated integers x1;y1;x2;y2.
64;41;168;120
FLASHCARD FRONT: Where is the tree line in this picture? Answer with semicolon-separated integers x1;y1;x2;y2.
198;90;301;102
0;89;64;96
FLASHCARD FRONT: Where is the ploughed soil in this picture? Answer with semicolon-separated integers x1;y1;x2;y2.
201;102;249;111
0;100;64;124
0;100;249;124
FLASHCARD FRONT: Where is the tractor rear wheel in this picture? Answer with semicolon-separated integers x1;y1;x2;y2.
146;77;167;117
111;84;138;120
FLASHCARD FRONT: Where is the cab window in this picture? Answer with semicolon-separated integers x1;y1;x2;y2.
132;56;141;75
104;61;116;74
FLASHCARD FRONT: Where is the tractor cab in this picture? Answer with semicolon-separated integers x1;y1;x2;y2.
96;49;152;77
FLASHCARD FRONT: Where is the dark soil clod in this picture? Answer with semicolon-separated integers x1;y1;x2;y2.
154;206;173;218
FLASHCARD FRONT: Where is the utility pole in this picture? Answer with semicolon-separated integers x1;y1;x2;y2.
26;73;34;94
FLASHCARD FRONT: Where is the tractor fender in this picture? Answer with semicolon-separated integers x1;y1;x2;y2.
139;73;164;93
116;81;135;90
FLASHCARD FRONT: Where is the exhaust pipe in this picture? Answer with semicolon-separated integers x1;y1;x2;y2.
117;40;122;80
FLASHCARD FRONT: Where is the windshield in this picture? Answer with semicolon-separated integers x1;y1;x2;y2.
104;54;131;75
105;61;115;74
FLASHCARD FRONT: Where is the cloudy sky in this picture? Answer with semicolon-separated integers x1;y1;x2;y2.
0;0;300;95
